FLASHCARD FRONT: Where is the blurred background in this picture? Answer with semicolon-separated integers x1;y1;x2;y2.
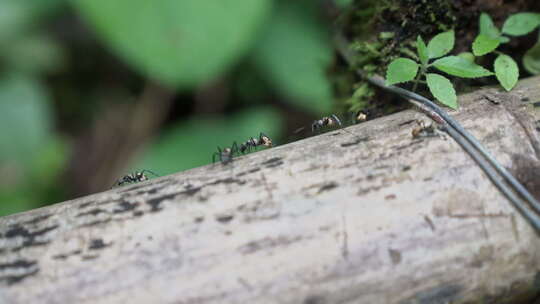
2;0;538;216
0;0;357;216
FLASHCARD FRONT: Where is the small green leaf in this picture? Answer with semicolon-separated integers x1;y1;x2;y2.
427;30;454;59
426;73;457;109
479;12;500;39
432;56;493;78
494;54;519;91
417;35;429;66
502;12;540;36
385;58;419;85
523;34;540;74
472;34;500;56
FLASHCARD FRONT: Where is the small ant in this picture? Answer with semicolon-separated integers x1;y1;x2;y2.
112;170;159;188
212;146;236;165
412;119;446;139
312;114;342;132
355;110;368;122
237;133;273;154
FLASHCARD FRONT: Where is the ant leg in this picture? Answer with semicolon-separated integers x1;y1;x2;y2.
141;169;160;177
231;142;240;156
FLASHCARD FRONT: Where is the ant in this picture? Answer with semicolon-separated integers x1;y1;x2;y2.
112;170;159;188
411;119;446;139
236;133;273;154
312;114;342;132
212;146;236;165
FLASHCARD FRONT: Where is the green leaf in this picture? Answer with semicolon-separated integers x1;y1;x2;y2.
523;33;540;75
472;34;500;56
0;75;52;164
427;30;454;59
417;36;429;66
385;58;419;85
494;54;519;91
432;56;493;78
73;0;271;88
457;52;475;63
479;12;500;39
137;107;283;174
426;73;457;109
252;2;333;114
502;13;540;36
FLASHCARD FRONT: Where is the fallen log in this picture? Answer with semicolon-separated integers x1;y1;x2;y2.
1;76;540;304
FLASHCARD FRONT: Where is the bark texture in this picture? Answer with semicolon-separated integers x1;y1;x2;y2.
1;77;540;304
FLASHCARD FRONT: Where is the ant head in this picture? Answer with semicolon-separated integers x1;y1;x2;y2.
260;133;272;147
356;111;367;122
136;172;148;181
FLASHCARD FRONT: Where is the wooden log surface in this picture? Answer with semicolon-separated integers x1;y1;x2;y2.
1;76;540;304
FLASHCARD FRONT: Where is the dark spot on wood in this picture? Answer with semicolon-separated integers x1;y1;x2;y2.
388;248;402;265
81;255;98;260
5;224;58;239
76;208;108;217
398;119;416;126
11;241;50;252
261;157;283;165
424;215;436;231
182;186;201;196
385;194;396;200
340;136;370;147
237;167;262;177
88;239;110;250
318;182;338;193
402;165;411;171
0;260;36;271
80;219;112;228
265;160;284;168
113;200;138;214
22;214;52;226
209;178;246;186
521;97;530;102
133;211;144;217
194;216;205;223
216;213;234;223
52;249;83;261
3;225;57;251
1;269;39;285
147;194;175;212
533;101;540;107
304;295;326;304
52;254;68;260
79;200;97;209
400;284;463;304
395;140;423;151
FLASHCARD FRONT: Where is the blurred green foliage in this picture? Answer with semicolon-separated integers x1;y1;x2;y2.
0;0;335;217
137;107;283;176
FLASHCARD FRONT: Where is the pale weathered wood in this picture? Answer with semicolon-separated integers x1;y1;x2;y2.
1;77;540;304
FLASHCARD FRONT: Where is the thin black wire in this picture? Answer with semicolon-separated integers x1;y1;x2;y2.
334;34;540;232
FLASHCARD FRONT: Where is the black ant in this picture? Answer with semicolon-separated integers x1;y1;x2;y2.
236;133;273;154
212;146;236;165
312;114;342;132
112;170;159;188
411;119;446;139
